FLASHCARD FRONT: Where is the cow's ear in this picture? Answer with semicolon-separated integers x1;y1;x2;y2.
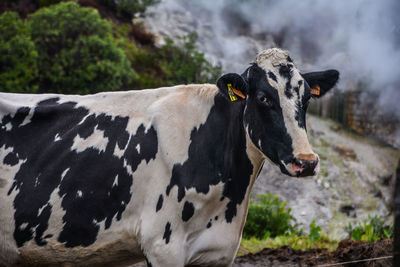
217;73;248;102
302;69;339;98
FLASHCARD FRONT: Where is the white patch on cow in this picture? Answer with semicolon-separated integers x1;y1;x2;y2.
60;168;69;182
113;175;118;187
19;109;33;127
19;222;29;231
76;190;83;198
37;203;48;216
149;84;217;166
54;133;62;142
71;126;109;153
135;144;140;154
34;175;40;187
113;143;126;158
4;122;12;131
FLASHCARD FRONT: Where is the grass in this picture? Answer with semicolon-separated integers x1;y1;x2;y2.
238;235;338;256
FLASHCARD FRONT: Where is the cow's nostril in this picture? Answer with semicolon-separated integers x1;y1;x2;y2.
293;158;304;168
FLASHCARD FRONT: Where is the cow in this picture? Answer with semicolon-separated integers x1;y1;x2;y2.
0;48;339;267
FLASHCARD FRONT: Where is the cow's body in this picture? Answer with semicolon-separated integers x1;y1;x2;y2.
0;85;262;266
0;48;338;266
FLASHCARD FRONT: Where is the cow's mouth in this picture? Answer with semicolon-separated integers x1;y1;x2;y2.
280;158;319;177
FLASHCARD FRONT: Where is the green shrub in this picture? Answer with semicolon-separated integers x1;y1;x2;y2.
309;219;321;243
116;27;222;89
0;12;38;93
159;33;222;86
28;2;136;94
243;193;297;239
99;0;160;20
344;215;393;242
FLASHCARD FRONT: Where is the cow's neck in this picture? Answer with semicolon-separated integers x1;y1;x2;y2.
210;93;265;222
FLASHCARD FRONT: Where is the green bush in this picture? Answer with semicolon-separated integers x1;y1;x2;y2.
28;2;136;94
116;27;222;89
308;219;322;243
159;33;222;86
344;215;393;242
243;193;297;239
99;0;160;20
0;12;38;93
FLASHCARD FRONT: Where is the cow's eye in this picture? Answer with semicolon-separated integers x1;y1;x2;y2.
257;94;272;107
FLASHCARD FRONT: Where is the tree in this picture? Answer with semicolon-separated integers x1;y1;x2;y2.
28;2;136;94
99;0;160;21
0;11;38;93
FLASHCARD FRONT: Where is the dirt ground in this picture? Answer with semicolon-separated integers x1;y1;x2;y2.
233;239;393;267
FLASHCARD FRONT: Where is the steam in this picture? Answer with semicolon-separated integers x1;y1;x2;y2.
144;0;400;117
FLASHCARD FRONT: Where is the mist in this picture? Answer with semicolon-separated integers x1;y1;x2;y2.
144;0;400;117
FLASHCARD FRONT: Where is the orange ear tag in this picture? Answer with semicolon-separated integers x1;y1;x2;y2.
233;88;246;99
311;84;321;96
227;83;246;102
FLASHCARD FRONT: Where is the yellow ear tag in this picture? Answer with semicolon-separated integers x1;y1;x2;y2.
227;83;238;101
311;84;321;96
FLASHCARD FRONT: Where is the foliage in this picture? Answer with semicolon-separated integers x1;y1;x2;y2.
239;235;338;256
243;193;297;239
115;26;222;89
159;33;222;86
344;215;393;242
99;0;160;20
28;1;136;94
309;219;322;243
1;3;221;94
0;12;38;93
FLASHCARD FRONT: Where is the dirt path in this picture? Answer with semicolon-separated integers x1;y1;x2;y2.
233;239;392;267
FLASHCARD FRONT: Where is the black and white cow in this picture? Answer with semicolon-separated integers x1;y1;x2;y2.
0;48;338;266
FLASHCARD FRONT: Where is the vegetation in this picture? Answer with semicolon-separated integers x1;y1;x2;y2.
29;2;135;94
0;1;221;94
99;0;160;20
344;215;393;242
239;234;338;256
158;33;222;86
0;12;38;93
240;193;337;256
243;193;297;239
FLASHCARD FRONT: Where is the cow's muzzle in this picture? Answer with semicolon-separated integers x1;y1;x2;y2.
289;153;319;177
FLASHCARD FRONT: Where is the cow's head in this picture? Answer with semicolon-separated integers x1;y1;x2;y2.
217;48;339;177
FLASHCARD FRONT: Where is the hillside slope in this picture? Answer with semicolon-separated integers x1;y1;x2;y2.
254;114;399;238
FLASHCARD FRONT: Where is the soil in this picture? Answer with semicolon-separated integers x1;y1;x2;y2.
233;239;393;267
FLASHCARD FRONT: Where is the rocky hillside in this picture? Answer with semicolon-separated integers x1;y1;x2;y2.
254;114;399;238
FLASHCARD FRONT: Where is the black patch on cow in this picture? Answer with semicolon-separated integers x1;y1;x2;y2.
145;256;153;267
279;65;293;99
293;86;300;96
182;201;195;222
1;98;158;247
3;152;19;166
287;56;293;63
294;100;306;129
166;94;253;223
163;222;172;244
298;80;303;87
215;216;218;221
267;71;277;82
156;194;163;212
207;220;212;228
